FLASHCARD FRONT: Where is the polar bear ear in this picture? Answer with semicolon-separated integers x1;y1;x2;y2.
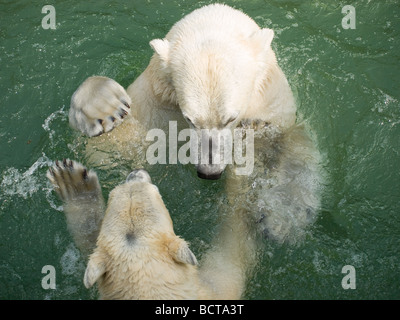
251;28;274;51
168;237;198;266
84;250;106;289
150;38;170;63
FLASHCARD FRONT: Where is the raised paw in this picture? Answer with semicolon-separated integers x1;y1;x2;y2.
69;76;132;137
47;159;102;202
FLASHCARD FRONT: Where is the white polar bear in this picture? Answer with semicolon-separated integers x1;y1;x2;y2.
69;4;295;176
47;160;256;299
68;4;323;243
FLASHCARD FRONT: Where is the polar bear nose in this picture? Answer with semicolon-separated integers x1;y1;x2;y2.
196;134;227;179
196;164;223;180
197;170;222;180
126;169;152;183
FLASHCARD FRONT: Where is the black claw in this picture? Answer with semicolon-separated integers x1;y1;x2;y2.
98;119;104;125
119;108;128;119
55;160;60;168
93;130;104;137
68;160;73;168
123;101;130;109
82;169;88;180
110;116;116;122
49;167;55;176
257;213;266;224
63;159;68;167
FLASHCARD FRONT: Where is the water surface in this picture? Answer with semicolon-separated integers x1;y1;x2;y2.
0;0;399;299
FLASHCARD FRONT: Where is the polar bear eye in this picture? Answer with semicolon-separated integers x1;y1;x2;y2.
184;115;196;128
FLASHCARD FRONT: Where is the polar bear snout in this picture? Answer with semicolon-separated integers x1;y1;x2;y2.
195;129;230;180
126;169;152;183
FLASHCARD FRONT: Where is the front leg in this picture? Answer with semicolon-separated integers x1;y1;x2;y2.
255;123;323;243
69;76;132;137
228;121;323;244
47;160;105;257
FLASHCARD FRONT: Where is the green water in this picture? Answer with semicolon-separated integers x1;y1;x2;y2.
0;0;399;300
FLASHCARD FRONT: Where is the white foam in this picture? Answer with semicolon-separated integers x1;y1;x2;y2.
60;242;83;276
42;105;68;143
0;153;53;200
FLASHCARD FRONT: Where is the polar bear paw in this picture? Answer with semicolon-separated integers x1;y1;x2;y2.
69;76;132;137
47;159;101;202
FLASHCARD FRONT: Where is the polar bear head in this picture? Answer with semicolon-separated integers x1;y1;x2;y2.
150;12;274;179
83;169;198;299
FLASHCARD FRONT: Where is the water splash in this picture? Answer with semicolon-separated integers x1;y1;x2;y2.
42;105;68;143
0;153;53;200
60;242;84;276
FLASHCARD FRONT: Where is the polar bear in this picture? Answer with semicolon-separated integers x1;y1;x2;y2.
47;160;256;299
69;4;295;177
67;4;323;242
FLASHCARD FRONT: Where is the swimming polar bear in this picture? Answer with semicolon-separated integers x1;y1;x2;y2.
47;160;256;299
69;4;295;177
67;4;324;243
